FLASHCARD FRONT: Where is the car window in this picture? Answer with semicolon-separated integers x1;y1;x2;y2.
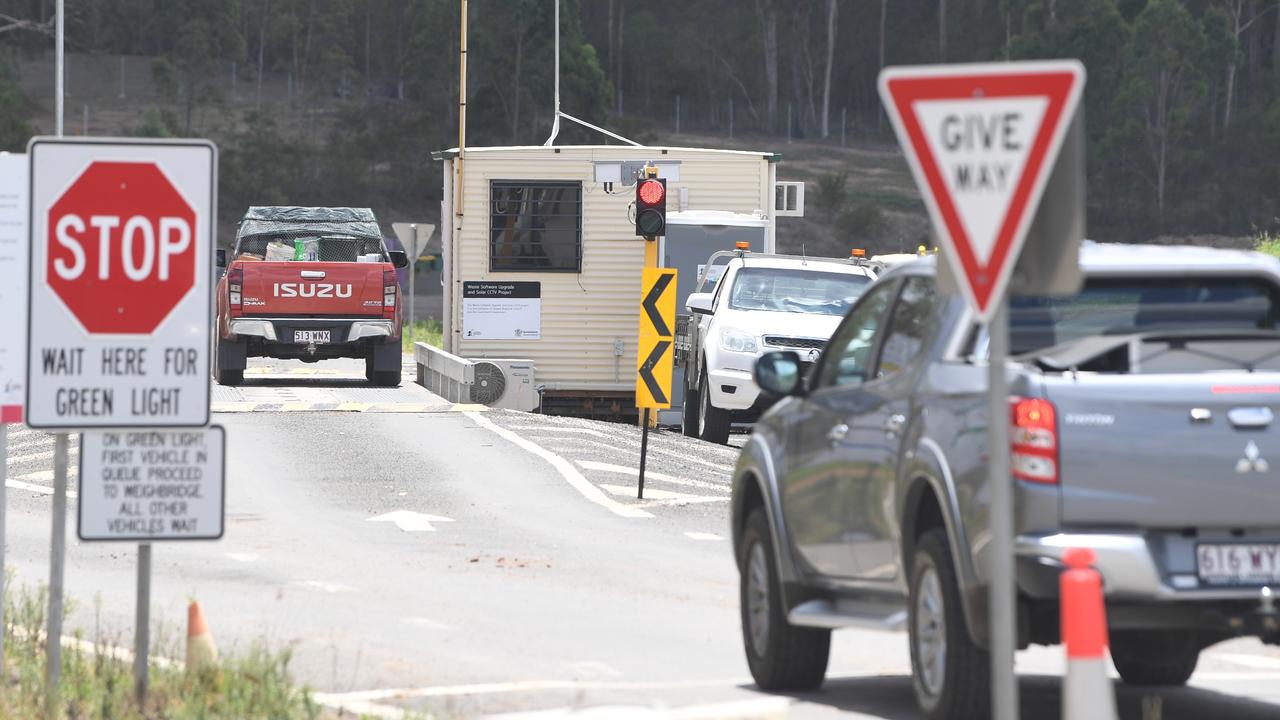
728;267;870;316
815;279;899;389
875;277;940;380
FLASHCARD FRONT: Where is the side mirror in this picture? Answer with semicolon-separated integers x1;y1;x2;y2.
755;351;804;398
216;248;227;268
389;250;410;268
687;292;715;315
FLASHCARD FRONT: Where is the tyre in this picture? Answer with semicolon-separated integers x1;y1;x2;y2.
739;507;831;691
681;366;700;438
697;367;731;444
909;529;991;720
1111;630;1199;686
365;356;401;387
214;342;243;386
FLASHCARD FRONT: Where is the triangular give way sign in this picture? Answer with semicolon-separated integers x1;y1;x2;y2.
878;61;1085;321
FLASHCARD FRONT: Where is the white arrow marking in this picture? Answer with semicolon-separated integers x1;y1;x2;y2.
367;510;455;532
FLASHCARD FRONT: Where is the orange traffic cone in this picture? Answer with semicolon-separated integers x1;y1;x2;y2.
1061;548;1118;720
186;601;219;672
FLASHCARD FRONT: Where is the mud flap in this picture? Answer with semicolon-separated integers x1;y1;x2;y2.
217;339;247;370
370;342;401;372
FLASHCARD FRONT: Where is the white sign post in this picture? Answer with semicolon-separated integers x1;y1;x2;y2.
0;151;29;673
27;138;218;708
880;61;1085;720
26;138;216;430
77;426;226;542
393;222;437;331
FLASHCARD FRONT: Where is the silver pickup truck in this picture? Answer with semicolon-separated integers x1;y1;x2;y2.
731;243;1280;720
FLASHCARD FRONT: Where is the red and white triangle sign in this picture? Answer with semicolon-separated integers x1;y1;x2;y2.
879;61;1085;321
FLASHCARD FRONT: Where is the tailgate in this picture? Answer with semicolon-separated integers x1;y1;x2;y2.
240;262;386;316
1052;374;1279;528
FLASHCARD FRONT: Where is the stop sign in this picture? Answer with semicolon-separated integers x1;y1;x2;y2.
46;161;197;334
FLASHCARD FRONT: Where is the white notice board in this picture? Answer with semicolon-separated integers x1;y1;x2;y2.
462;281;541;340
77;426;226;541
0;153;27;423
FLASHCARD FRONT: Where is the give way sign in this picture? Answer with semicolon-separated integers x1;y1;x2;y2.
878;61;1084;321
26;138;216;429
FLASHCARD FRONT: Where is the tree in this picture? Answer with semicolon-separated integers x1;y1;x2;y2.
1116;0;1208;220
755;0;779;132
0;61;31;152
821;0;838;137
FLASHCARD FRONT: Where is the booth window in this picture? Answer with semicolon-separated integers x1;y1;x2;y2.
490;181;583;272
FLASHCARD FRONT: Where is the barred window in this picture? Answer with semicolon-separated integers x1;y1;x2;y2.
490;181;582;272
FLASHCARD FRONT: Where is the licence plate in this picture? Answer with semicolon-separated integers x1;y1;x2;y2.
294;330;331;344
1196;543;1280;585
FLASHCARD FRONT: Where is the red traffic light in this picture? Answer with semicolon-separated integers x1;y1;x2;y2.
638;179;665;205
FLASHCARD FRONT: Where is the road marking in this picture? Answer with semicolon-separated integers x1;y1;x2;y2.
211;401;481;413
226;552;260;562
598;484;706;501
298;580;358;594
6;479;79;498
401;617;453;630
506;425;611;438
368;510;455;532
577;461;730;491
1210;653;1280;670
684;532;725;541
490;697;791;720
312;676;814;702
466;412;653;519
13;469;78;483
560;661;623;678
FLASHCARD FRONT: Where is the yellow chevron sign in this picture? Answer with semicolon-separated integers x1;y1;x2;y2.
636;268;677;409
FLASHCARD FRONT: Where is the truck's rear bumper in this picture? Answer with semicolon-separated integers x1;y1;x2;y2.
1016;532;1280;603
230;318;395;343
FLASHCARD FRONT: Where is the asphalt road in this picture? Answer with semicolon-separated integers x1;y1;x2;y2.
4;356;1280;719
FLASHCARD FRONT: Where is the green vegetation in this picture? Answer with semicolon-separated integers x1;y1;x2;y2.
1257;233;1280;258
403;319;443;352
1;582;322;719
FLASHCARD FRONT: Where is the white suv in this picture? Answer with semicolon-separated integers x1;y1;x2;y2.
680;252;876;443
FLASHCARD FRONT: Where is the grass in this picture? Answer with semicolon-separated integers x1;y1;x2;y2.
402;319;443;352
1256;233;1280;258
1;579;326;719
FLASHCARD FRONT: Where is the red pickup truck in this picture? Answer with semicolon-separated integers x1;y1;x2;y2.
214;207;409;386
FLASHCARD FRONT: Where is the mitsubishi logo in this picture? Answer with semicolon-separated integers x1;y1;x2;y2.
1236;441;1270;474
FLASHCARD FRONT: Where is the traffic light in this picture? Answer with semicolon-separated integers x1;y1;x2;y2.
635;177;666;238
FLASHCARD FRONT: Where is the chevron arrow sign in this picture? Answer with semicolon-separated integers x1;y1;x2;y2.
636;268;677;409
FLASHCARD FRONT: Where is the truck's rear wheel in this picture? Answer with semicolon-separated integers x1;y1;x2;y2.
697;367;731;444
214;341;244;386
909;529;991;720
1111;630;1199;686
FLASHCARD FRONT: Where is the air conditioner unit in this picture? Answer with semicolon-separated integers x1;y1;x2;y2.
467;359;538;411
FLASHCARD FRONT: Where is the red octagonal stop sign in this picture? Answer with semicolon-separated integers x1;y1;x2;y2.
46;161;197;334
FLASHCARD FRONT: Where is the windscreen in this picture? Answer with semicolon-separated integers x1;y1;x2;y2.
1010;277;1279;355
235;233;387;263
728;267;870;316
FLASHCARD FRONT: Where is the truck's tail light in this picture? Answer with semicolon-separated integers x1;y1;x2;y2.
383;269;397;319
228;267;244;318
1011;397;1058;484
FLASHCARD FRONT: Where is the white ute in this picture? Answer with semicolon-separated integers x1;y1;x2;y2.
678;247;877;443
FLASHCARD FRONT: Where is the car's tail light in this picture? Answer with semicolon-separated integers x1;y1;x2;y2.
1011;397;1058;484
383;269;397;319
228;267;244;318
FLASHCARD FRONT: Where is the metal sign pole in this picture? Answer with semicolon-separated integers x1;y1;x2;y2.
409;225;417;330
134;543;152;705
46;432;69;717
637;409;650;500
55;0;64;138
986;298;1019;720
